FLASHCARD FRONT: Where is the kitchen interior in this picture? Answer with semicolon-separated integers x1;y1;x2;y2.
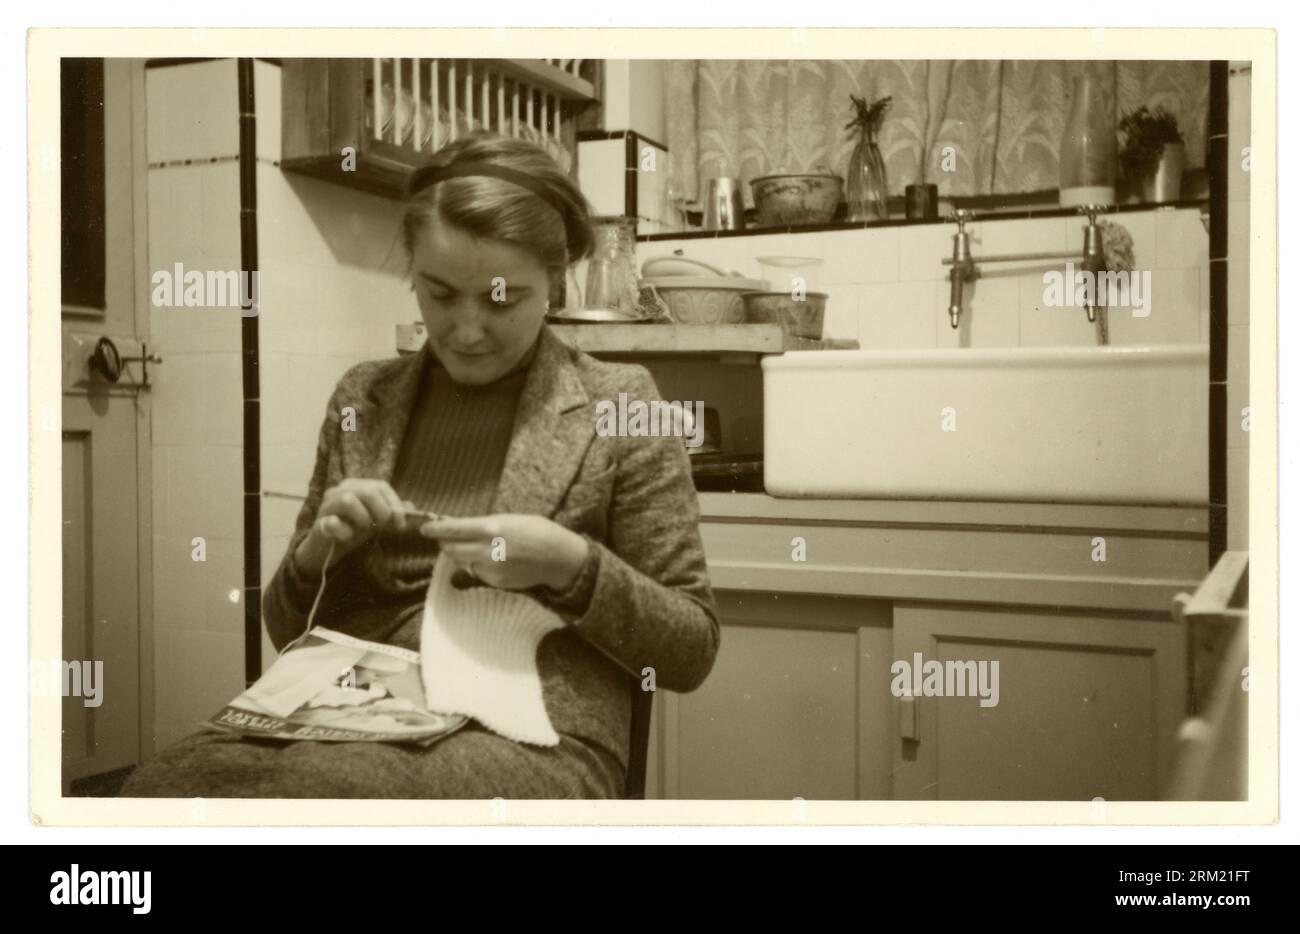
71;55;1252;801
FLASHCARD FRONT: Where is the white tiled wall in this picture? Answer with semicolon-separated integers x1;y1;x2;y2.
145;60;247;749
146;59;240;165
641;206;1210;351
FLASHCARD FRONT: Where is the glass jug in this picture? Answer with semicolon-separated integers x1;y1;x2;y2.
583;216;641;315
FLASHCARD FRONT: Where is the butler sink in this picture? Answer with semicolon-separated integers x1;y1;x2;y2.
762;345;1209;504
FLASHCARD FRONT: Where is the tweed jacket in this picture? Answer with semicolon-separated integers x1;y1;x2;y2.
262;324;722;763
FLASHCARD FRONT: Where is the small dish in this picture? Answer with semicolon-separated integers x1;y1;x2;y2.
546;309;658;324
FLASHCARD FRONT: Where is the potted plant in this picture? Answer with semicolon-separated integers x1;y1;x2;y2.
1118;105;1186;203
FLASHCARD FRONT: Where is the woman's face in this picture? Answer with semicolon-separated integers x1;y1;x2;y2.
409;221;553;385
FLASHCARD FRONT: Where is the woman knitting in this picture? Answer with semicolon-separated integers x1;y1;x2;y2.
121;134;721;799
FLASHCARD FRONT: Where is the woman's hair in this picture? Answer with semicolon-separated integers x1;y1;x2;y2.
401;133;594;275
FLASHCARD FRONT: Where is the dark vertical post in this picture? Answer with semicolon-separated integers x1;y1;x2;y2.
624;130;639;226
238;58;262;683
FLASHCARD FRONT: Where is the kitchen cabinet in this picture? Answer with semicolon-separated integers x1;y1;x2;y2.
645;494;1206;800
891;604;1184;801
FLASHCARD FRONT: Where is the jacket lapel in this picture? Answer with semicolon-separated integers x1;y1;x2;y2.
343;325;594;520
490;325;595;518
342;350;427;483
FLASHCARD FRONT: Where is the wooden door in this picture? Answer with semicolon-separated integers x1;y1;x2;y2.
60;58;153;793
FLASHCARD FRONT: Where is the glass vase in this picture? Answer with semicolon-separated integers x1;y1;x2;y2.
1059;73;1117;207
847;127;889;222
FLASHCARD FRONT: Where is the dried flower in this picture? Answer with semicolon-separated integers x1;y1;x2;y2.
846;95;892;137
1098;219;1136;272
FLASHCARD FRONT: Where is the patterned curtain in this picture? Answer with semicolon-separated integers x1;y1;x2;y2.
664;60;1209;208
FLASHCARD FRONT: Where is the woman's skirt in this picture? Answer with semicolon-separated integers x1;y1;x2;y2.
118;722;625;799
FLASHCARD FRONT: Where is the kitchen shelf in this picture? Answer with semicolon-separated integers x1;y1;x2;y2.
396;322;857;357
546;323;858;356
637;198;1210;243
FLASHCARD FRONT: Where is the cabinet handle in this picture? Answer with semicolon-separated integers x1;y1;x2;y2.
899;693;919;742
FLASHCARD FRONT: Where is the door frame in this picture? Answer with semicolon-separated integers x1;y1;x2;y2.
126;58;156;765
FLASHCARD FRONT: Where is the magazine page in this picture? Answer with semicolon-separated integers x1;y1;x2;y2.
205;629;467;747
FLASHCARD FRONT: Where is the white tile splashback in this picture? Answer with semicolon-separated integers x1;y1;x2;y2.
642;206;1208;350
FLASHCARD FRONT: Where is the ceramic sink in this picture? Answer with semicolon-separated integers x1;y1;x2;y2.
761;345;1209;503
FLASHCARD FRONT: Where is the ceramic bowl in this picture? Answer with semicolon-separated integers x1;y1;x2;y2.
642;276;765;325
741;291;828;339
750;174;843;226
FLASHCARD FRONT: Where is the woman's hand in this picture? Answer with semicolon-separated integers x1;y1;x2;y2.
294;478;415;577
420;513;589;593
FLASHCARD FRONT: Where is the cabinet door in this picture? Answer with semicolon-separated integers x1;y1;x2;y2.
892;605;1185;801
645;592;894;800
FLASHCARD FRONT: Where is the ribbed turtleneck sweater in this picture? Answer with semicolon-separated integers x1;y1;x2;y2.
378;338;537;588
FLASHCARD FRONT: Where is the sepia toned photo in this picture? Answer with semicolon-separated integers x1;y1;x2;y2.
30;28;1276;824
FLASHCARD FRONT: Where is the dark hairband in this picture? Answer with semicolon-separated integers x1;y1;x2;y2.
407;161;572;224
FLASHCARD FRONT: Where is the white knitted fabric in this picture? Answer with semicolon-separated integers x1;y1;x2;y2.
419;552;566;746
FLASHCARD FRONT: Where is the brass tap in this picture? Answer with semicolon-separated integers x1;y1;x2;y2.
947;210;978;329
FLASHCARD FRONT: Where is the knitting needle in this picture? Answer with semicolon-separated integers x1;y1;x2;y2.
263;490;494;590
262;490;484;589
261;490;445;524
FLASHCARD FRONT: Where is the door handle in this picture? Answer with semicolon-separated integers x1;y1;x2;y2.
89;336;122;382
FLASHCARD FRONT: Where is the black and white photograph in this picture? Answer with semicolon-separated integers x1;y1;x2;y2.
23;23;1279;840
